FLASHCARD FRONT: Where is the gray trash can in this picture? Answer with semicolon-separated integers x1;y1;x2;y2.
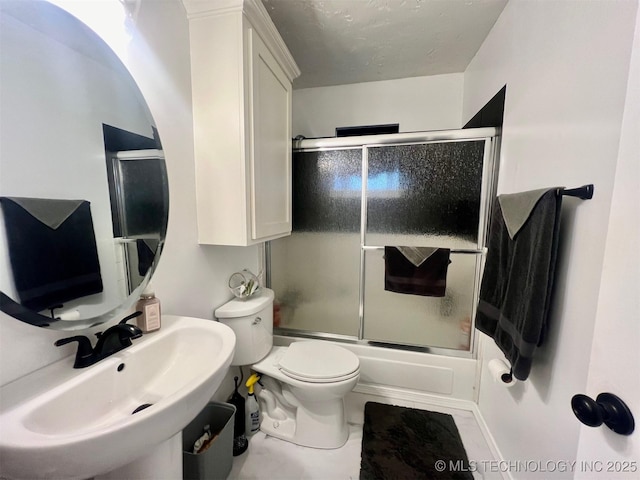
182;402;236;480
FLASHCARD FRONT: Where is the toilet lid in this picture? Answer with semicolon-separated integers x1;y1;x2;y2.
278;341;360;381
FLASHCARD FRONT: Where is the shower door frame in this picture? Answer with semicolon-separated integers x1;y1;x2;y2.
267;127;500;359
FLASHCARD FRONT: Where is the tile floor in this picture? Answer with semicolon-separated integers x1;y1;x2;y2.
228;392;500;480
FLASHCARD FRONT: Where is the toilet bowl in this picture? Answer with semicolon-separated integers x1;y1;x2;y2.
215;289;360;449
252;342;360;449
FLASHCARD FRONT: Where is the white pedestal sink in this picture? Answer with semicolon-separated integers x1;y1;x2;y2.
0;315;236;480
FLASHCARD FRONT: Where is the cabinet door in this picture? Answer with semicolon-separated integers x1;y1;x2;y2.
249;29;292;241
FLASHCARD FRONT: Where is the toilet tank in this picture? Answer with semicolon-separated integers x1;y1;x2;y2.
215;288;274;366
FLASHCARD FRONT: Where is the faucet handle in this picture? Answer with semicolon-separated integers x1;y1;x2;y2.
119;311;143;342
54;336;95;368
95;311;142;339
120;311;142;325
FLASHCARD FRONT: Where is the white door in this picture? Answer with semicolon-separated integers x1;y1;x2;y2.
575;9;640;477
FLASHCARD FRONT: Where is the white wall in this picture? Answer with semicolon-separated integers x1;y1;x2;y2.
292;73;464;138
576;4;640;475
0;0;257;388
463;0;638;474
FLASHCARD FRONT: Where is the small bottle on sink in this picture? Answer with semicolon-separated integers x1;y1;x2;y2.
136;285;161;333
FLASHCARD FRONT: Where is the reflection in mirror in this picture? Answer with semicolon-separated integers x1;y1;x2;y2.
0;1;169;329
103;124;166;295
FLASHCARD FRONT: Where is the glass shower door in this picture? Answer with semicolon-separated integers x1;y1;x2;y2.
270;130;498;353
362;141;486;349
270;148;362;337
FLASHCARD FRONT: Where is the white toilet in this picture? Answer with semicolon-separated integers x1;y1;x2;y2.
215;288;360;449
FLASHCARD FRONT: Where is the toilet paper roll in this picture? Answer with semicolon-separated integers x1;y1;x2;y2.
488;359;516;388
58;309;80;321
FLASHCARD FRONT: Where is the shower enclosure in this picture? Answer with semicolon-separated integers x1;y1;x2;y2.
268;128;499;356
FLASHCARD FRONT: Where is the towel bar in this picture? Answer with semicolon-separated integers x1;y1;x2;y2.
559;184;594;199
362;246;484;254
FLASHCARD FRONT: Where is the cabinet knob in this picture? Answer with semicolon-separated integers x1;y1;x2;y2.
571;392;634;435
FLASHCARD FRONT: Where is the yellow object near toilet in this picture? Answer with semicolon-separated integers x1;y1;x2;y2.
245;374;261;436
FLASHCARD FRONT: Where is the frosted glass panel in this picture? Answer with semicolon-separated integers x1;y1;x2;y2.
271;232;360;337
271;148;362;337
293;149;362;233
366;141;485;248
363;249;478;350
120;159;167;237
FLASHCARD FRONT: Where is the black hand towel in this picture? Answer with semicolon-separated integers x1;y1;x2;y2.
1;197;103;312
475;189;562;380
384;246;451;297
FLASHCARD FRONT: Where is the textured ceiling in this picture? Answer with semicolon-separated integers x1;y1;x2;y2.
262;0;508;89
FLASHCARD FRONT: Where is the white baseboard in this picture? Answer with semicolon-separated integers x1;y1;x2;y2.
468;402;512;480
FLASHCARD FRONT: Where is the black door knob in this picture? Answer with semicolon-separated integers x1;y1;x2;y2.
571;392;634;435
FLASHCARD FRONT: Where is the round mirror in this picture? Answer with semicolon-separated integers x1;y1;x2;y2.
0;1;169;329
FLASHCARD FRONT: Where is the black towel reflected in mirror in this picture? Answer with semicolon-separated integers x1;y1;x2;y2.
0;197;103;312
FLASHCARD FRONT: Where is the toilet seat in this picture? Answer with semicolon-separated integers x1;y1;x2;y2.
279;368;360;384
278;341;360;384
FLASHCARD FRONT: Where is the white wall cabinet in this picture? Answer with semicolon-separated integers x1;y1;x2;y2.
185;0;300;246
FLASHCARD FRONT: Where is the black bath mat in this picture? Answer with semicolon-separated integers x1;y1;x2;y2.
360;402;474;480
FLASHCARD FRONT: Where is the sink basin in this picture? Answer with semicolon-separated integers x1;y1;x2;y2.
0;315;235;480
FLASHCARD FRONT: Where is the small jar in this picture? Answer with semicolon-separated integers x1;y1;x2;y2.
136;286;161;332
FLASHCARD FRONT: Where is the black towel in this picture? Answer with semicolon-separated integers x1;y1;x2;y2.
0;197;103;312
384;246;451;297
475;189;562;380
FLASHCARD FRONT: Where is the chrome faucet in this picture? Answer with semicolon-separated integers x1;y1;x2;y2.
54;312;143;368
